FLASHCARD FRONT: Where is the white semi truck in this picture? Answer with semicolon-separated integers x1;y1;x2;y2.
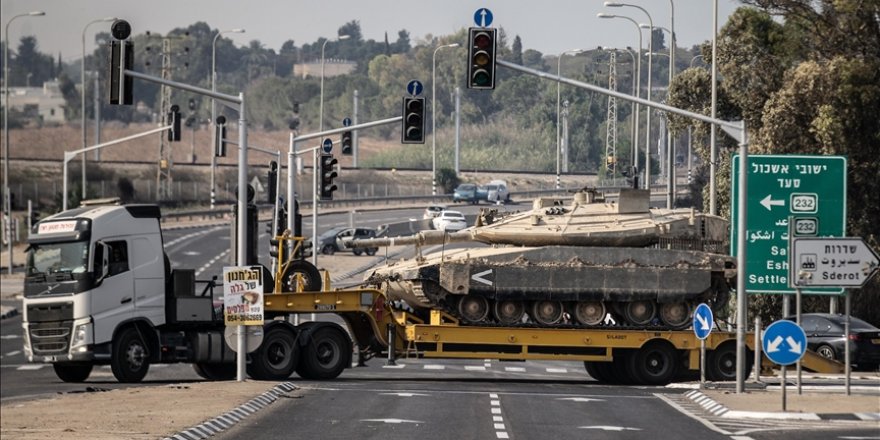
20;202;340;383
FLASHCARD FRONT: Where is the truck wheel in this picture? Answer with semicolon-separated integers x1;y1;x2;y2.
585;361;616;384
53;363;93;383
631;341;678;385
353;249;363;256
248;326;300;380
296;325;351;380
281;260;322;292
366;248;377;256
193;363;236;381
706;342;747;382
111;327;150;383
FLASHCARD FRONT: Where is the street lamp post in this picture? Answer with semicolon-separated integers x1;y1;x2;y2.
605;2;653;190
556;49;584;190
211;28;245;209
319;34;350;140
432;43;459;196
82;17;116;190
644;23;677;208
4;10;45;275
598;13;642;186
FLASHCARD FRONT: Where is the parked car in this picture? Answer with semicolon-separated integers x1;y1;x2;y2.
485;180;510;204
318;227;379;256
783;313;880;371
453;184;479;204
432;210;468;232
423;204;447;220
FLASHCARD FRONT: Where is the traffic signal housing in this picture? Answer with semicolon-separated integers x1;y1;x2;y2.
214;115;227;157
109;40;134;105
168;105;181;141
319;154;338;200
401;97;426;144
341;130;353;155
267;161;278;203
467;27;497;90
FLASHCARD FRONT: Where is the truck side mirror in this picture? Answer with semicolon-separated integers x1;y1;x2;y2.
94;241;111;284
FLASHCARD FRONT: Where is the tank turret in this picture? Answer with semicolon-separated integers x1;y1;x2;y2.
349;188;735;330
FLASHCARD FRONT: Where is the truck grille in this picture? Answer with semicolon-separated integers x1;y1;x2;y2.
30;321;73;354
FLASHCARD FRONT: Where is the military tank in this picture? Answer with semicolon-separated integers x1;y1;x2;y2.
349;188;735;330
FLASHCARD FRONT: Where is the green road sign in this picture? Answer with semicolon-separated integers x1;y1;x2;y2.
731;155;846;295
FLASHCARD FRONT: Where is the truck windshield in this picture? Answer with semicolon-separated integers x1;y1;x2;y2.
27;241;90;277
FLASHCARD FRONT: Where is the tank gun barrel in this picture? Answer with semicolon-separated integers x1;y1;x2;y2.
348;230;475;249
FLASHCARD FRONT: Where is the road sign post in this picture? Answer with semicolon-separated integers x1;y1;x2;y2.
692;303;713;389
762;319;807;412
731;155;846;295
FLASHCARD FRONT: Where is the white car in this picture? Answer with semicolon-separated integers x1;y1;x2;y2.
432;210;468;232
485;180;510;204
423;204;447;219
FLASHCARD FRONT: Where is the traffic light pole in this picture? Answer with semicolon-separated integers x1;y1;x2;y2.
495;58;752;394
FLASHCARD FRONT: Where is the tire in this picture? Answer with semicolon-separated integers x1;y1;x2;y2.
296;326;351;380
586;361;617;384
706;342;737;382
366;248;377;256
630;342;678;385
815;344;837;361
248;326;300;380
193;362;236;381
281;260;322;292
321;245;336;255
353;249;363;256
111;327;150;383
53;363;93;383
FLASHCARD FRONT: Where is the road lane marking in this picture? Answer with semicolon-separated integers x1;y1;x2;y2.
488;393;509;439
546;367;568;373
465;366;486;371
504;366;525;372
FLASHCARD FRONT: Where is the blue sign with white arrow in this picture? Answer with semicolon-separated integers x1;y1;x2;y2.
342;117;352;127
692;303;714;340
474;8;493;27
762;320;807;366
406;80;424;97
322;138;333;153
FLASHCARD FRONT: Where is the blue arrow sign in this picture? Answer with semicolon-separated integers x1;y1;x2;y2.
406;80;423;97
692;303;714;340
342;117;352;127
762;320;807;366
322;138;333;153
474;8;493;27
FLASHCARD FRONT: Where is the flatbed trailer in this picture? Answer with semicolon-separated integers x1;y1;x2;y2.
261;285;756;385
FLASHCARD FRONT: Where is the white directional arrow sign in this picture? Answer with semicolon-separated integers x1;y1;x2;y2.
766;335;784;353
785;336;802;354
763;320;807;366
695;313;709;331
471;269;494;286
760;194;785;211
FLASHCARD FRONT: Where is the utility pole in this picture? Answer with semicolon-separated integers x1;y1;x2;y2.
156;38;173;201
604;51;618;178
562;100;570;173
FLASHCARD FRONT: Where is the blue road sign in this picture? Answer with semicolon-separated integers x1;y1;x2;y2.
474;8;494;27
692;303;714;340
342;117;351;127
762;320;807;366
322;138;333;153
406;80;424;97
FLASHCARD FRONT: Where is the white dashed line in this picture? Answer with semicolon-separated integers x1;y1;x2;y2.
17;365;45;370
504;366;526;372
546;368;568;373
465;366;487;371
488;393;509;440
423;365;445;370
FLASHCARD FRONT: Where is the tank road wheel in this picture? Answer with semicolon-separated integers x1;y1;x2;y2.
281;260;323;292
458;295;490;323
573;301;606;326
296;326;352;380
493;300;525;325
249;326;300;380
193;362;236;381
658;301;691;329
531;300;564;325
111;327;150;383
624;300;657;326
53;363;93;383
631;341;678;385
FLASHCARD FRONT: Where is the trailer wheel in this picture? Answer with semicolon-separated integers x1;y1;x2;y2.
706;342;746;382
193;363;236;381
631;341;678;385
281;260;322;292
111;327;150;383
53;363;93;383
584;361;616;384
248;326;300;380
296;325;351;380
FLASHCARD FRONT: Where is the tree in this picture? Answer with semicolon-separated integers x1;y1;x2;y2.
510;35;523;65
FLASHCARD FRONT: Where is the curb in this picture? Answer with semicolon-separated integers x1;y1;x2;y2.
163;382;297;440
683;389;880;421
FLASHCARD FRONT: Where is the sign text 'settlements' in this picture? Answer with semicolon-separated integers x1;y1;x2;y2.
223;266;264;325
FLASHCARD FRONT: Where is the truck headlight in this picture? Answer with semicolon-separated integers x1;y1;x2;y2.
71;322;91;349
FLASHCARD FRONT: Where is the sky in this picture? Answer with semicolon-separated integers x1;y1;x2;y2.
3;0;743;62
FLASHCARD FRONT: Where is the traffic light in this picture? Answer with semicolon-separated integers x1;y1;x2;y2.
319;154;338;200
401;97;426;144
341;130;353;155
467;27;497;90
108;20;134;105
214;115;227;157
267;161;278;203
168;105;181;141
